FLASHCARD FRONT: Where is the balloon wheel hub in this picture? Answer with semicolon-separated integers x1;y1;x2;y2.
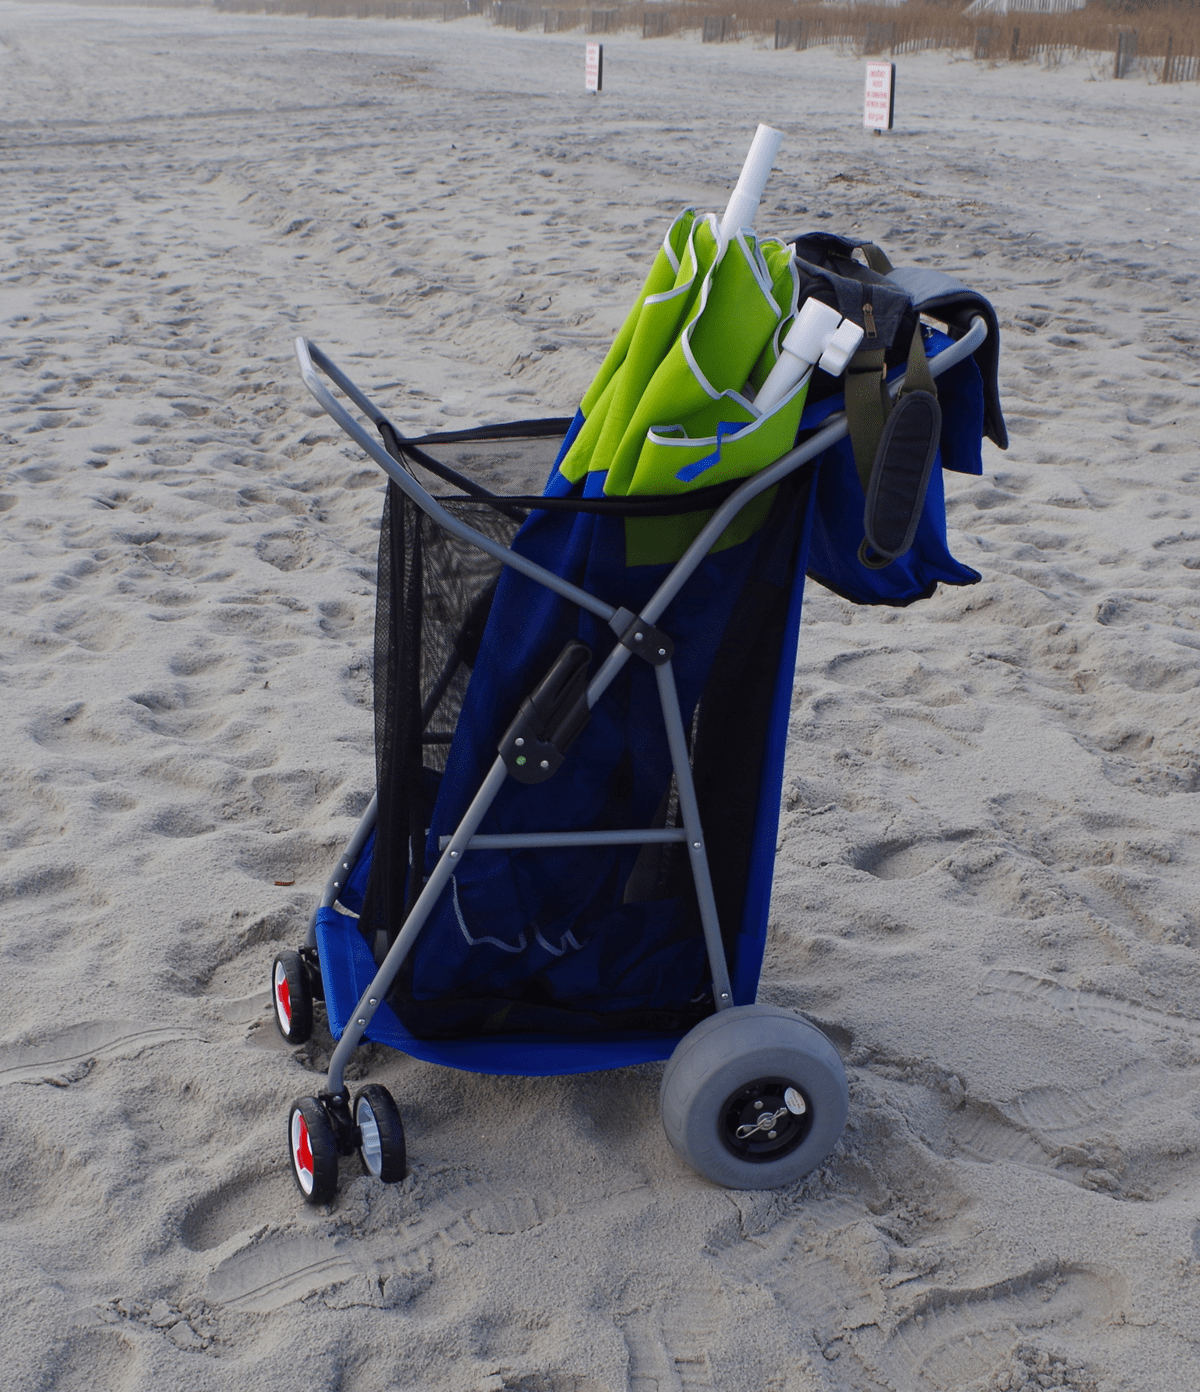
721;1077;811;1162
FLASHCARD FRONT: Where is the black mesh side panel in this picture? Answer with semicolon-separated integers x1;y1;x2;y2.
357;479;527;962
359;487;419;960
690;473;814;958
356;487;416;962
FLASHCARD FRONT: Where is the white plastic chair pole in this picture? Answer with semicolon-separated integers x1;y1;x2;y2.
753;300;865;415
719;123;783;245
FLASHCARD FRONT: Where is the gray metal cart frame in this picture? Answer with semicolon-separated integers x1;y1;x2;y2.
292;315;987;1099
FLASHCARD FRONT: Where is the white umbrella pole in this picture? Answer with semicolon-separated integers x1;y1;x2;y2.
718;123;783;244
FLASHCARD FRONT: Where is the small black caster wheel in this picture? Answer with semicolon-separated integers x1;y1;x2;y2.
288;1096;339;1204
272;949;313;1044
660;1005;848;1190
353;1084;406;1183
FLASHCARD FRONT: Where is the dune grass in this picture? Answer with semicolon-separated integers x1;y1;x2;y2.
205;0;1200;80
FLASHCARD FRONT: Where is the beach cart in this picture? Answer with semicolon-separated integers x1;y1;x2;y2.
269;132;1003;1205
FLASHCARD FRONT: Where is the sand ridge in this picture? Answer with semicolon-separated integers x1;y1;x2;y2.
2;5;1199;1388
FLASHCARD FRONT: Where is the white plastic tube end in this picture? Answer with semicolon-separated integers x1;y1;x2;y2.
734;124;784;199
752;352;809;417
779;299;843;366
751;300;867;416
818;318;865;376
719;123;783;242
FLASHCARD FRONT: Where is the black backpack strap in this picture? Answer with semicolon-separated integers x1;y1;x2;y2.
860;389;943;568
836;274;935;491
849;327;941;569
845;347;891;493
899;320;937;400
790;232;895;277
853;241;894;276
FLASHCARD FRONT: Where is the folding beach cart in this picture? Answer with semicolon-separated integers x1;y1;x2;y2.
270;208;1002;1205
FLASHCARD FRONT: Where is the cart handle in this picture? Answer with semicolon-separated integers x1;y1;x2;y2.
295;314;987;639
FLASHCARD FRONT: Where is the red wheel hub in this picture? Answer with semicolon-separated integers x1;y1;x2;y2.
274;963;292;1028
292;1110;314;1191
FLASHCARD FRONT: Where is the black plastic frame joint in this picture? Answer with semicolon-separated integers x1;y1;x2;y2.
498;640;593;784
618;613;674;666
318;1090;362;1157
299;945;325;1001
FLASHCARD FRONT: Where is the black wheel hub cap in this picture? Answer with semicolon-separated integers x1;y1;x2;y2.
720;1076;811;1162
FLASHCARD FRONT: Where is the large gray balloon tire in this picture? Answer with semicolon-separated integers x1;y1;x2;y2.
660;1005;849;1190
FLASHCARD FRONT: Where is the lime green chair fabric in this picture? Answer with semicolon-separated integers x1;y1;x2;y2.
559;210;805;501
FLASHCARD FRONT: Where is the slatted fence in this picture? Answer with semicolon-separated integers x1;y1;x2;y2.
206;0;1200;83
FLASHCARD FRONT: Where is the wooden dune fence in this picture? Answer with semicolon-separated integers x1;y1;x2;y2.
205;0;1200;81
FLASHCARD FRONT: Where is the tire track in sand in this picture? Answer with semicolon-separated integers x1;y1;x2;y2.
205;1180;591;1313
0;1020;205;1087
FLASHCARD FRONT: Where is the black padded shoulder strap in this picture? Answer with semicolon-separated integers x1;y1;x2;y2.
886;267;1008;450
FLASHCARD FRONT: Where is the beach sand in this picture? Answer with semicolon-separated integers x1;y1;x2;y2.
2;5;1199;1387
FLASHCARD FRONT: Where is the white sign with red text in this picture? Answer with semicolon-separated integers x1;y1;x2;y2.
863;61;895;130
585;42;603;94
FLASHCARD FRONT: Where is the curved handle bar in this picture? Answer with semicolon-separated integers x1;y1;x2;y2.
294;313;988;631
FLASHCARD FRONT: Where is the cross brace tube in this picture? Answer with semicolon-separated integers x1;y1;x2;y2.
438;829;689;851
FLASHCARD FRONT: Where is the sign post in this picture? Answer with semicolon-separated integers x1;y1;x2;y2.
585;42;603;94
863;61;895;133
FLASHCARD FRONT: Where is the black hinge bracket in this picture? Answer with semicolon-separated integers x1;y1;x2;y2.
318;1090;362;1156
612;608;674;666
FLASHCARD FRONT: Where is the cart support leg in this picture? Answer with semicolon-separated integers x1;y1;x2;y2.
655;661;734;1010
325;759;509;1096
306;793;379;950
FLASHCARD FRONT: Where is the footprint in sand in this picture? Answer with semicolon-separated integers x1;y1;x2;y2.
206;1180;566;1313
207;1235;359;1314
899;1059;1198;1201
851;830;976;881
844;1264;1120;1390
975;968;1200;1052
255;530;320;573
621;1294;722;1392
178;1167;287;1254
166;648;229;678
130;687;229;742
317;598;355;637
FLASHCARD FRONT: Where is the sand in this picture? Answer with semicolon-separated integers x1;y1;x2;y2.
2;4;1199;1388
